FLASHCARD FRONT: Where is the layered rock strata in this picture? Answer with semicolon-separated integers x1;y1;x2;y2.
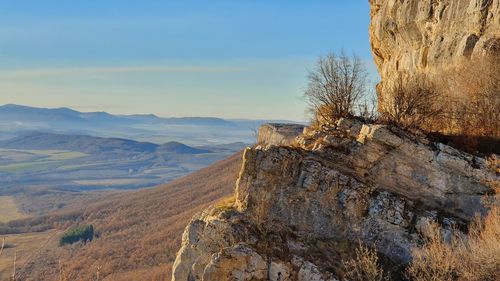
172;119;499;281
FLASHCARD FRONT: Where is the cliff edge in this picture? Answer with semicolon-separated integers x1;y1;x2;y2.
171;119;499;281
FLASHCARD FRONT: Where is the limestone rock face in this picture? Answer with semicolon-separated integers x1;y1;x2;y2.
172;120;498;281
369;0;500;91
257;124;305;146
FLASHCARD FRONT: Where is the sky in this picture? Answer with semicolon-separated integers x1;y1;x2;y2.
0;1;376;120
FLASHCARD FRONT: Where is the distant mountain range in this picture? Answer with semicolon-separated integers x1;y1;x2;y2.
0;104;234;126
0;104;302;145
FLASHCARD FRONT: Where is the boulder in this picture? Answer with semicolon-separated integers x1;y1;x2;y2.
257;124;305;146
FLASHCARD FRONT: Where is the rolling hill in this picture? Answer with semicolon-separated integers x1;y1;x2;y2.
15;151;243;281
0;133;158;154
157;141;211;154
0;132;210;155
0;132;244;210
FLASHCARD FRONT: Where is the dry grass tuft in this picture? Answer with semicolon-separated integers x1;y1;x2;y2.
459;207;500;281
406;222;458;281
342;242;389;281
407;206;500;281
211;196;236;216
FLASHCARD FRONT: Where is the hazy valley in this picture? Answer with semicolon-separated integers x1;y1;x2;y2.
0;106;284;216
0;104;284;146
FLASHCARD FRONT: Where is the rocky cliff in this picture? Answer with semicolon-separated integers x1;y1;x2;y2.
171;119;499;281
369;0;500;91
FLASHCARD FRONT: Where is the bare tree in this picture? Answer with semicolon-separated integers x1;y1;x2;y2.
305;52;369;125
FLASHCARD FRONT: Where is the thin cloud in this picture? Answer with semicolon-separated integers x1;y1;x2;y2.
0;65;250;79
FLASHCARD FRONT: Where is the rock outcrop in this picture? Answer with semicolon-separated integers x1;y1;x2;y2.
172;119;499;281
369;0;500;92
257;124;305;146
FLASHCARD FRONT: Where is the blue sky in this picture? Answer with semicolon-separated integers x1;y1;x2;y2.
0;1;376;120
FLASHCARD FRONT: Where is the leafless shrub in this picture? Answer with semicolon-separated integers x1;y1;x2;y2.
305;51;369;125
445;55;500;138
426;55;500;153
342;242;389;281
379;75;444;130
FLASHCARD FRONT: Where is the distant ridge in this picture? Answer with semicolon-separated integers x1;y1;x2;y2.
0;132;211;154
158;141;211;154
0;104;234;126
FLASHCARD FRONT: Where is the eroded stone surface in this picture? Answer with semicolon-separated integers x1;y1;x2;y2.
172;120;499;281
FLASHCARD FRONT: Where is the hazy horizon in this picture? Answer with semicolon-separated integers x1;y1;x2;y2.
0;103;307;122
0;1;376;120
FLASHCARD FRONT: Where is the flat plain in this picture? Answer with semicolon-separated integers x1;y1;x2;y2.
0;196;27;223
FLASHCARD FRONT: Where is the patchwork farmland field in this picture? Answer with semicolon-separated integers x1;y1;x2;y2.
0;149;87;173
